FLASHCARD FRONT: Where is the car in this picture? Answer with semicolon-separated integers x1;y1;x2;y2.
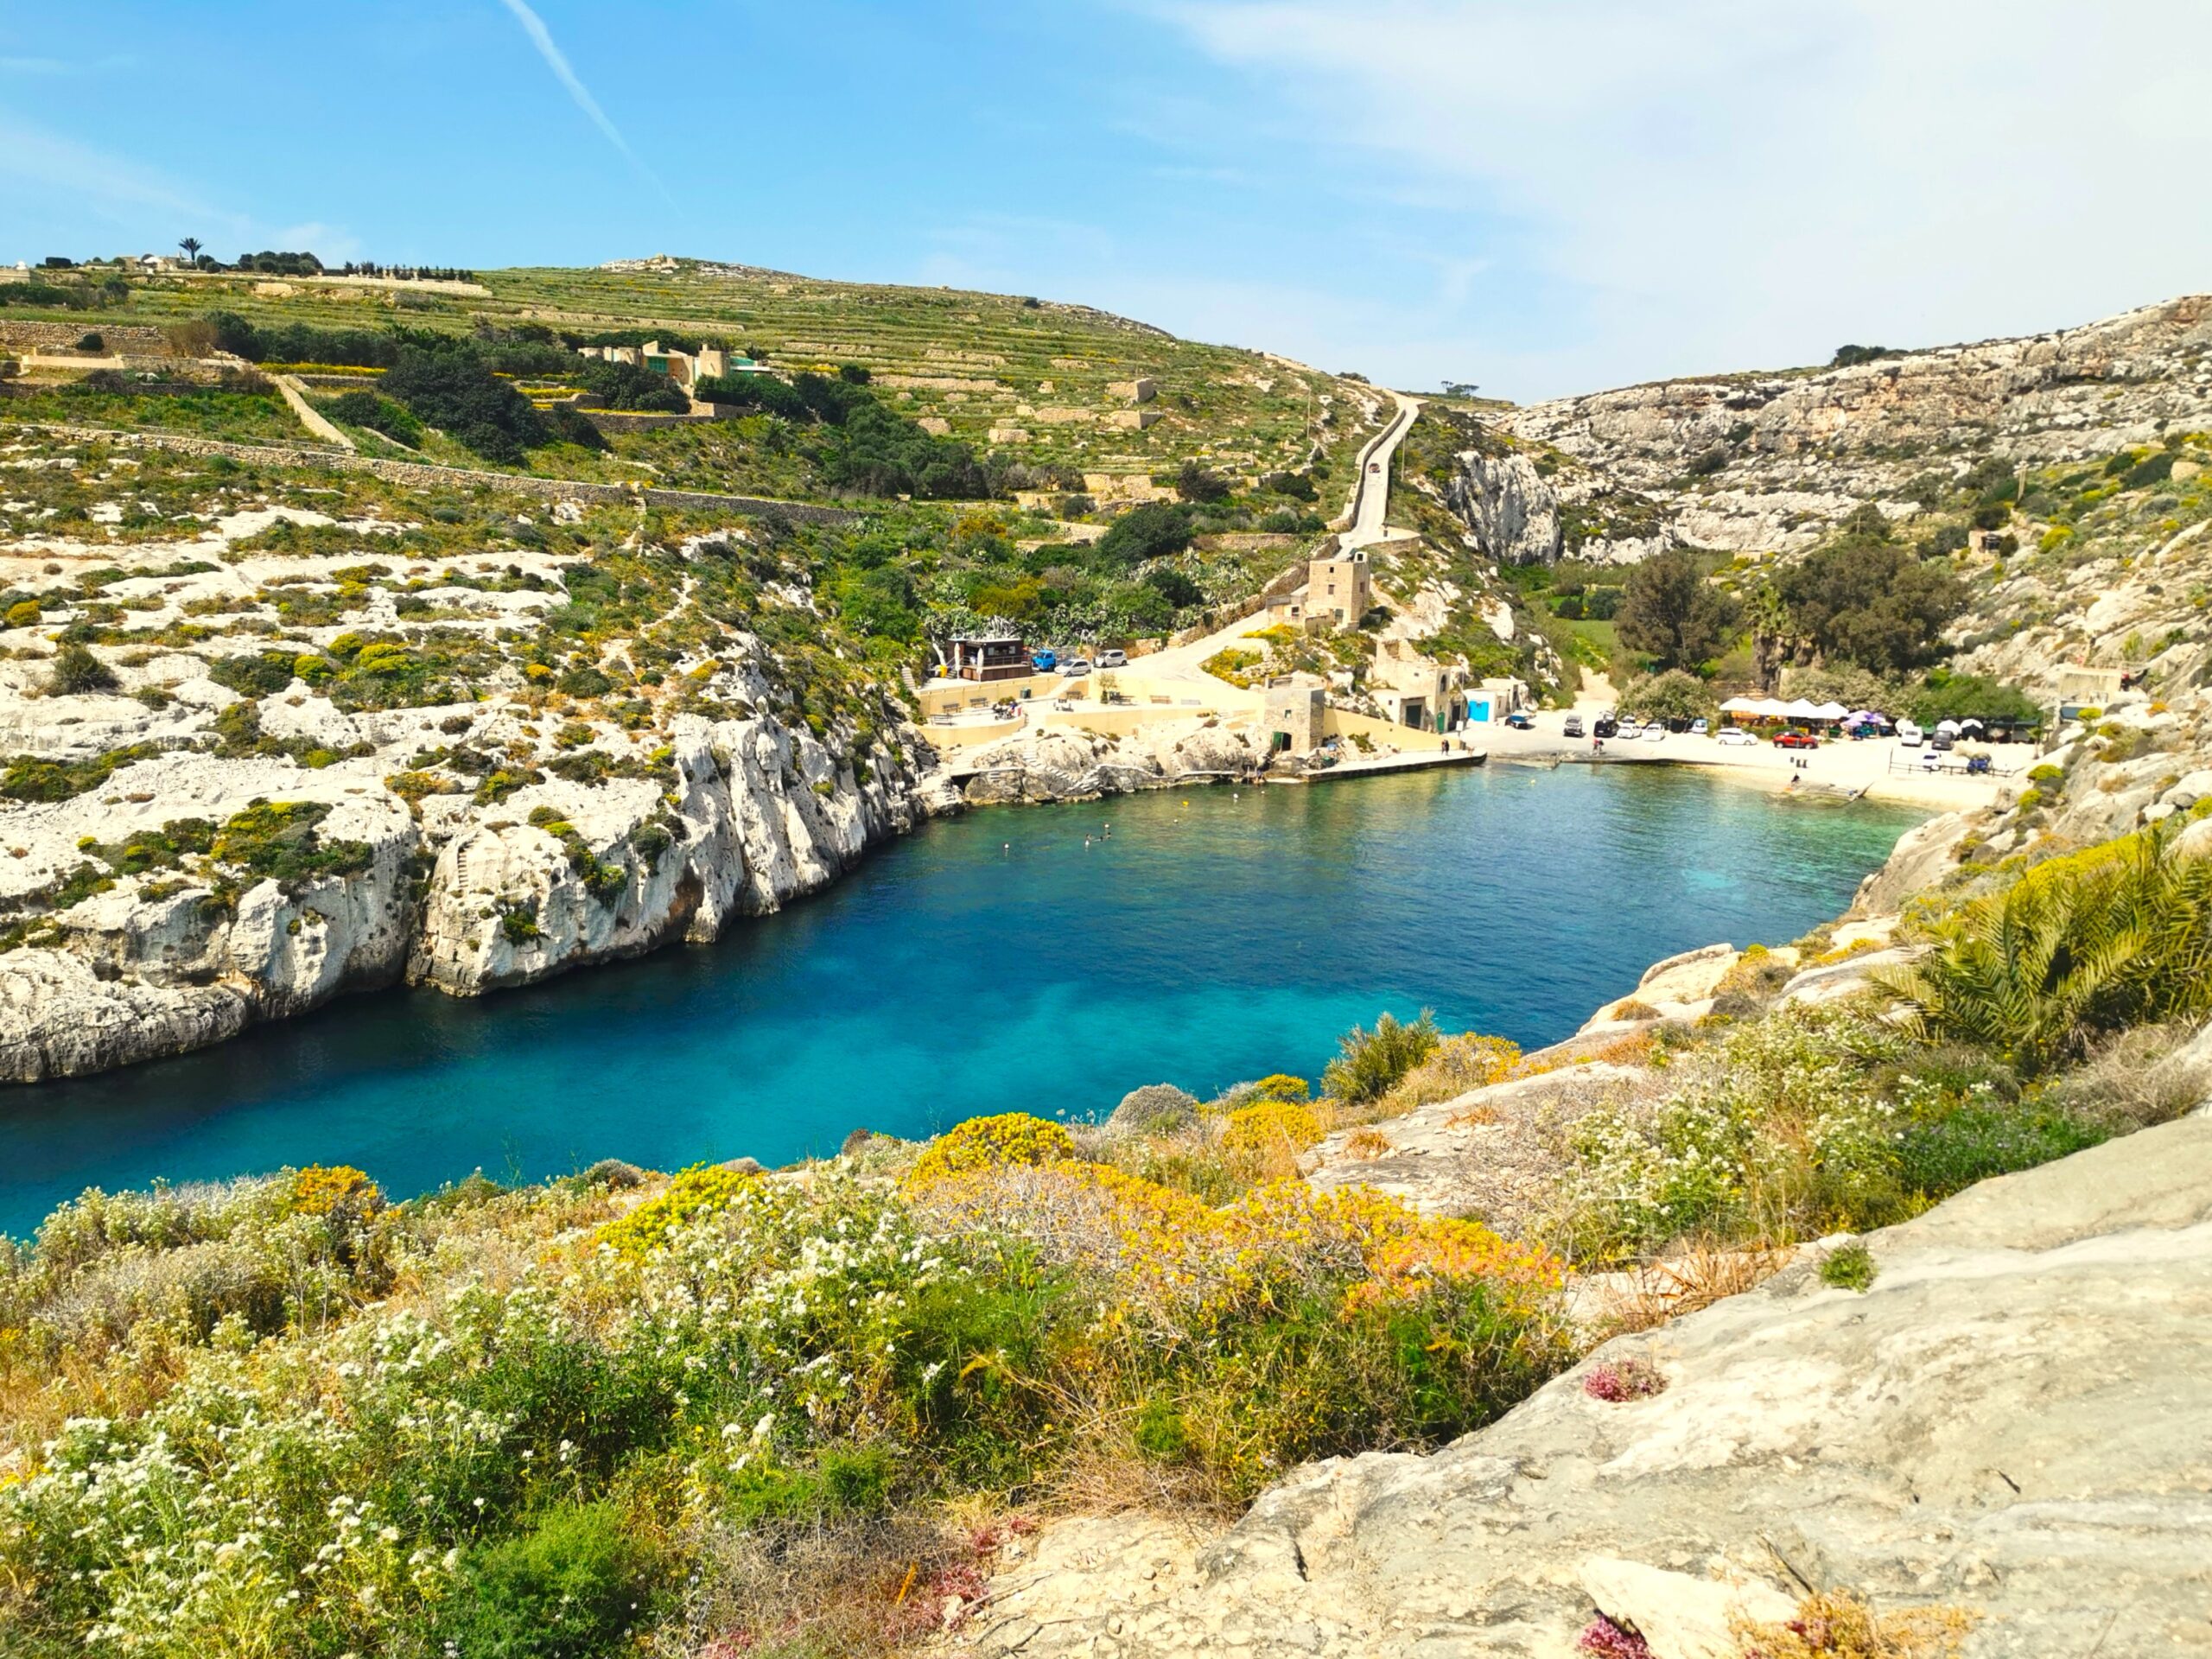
1562;715;1585;738
1503;710;1535;731
1369;461;1382;474
1063;658;1091;676
1593;716;1618;739
1773;729;1820;749
1929;732;1955;751
1614;717;1643;739
1643;722;1668;741
1895;719;1923;743
1715;727;1757;746
1097;648;1128;669
1689;718;1709;736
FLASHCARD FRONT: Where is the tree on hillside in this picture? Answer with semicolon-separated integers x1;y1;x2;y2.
1616;550;1738;671
1175;461;1231;505
1094;502;1194;568
1777;534;1968;675
178;237;202;267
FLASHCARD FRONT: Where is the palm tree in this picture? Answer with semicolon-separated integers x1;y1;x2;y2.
178;237;203;269
1878;824;2212;1073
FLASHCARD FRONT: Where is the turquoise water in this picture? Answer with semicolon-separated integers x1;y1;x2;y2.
0;766;1920;1236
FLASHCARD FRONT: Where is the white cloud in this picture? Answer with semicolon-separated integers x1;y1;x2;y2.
1147;0;2212;398
495;0;671;203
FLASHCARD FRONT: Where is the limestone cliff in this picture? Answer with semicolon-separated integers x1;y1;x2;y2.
0;705;927;1080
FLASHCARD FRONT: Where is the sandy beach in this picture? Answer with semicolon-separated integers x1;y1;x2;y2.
1475;709;2020;811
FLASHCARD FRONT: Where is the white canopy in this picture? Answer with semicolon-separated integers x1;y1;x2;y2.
1810;701;1850;721
1720;696;1794;718
1783;698;1821;718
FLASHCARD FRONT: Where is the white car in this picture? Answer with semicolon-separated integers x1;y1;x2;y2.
1097;648;1128;669
1614;718;1642;739
1643;722;1668;741
1715;727;1758;746
1063;658;1092;676
1896;719;1923;743
1689;718;1709;736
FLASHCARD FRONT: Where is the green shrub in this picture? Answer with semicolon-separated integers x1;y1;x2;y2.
1819;1242;1877;1293
1893;1105;2104;1197
439;1503;649;1659
48;642;118;696
324;387;423;445
1322;1010;1441;1103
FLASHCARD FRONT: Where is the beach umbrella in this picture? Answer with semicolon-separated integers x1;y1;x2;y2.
1959;718;1985;731
1719;696;1763;714
1936;719;1961;735
1783;698;1821;719
1810;701;1849;721
1753;697;1792;719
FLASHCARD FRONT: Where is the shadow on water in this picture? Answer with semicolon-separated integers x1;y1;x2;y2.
0;766;1923;1234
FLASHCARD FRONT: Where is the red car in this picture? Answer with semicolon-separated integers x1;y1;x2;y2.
1772;729;1820;749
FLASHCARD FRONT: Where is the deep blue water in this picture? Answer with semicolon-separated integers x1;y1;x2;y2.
0;766;1921;1236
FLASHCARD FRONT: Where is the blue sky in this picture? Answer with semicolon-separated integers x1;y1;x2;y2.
3;1;2209;401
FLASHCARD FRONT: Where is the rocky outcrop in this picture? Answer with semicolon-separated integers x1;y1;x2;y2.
0;712;930;1079
951;721;1270;805
1491;294;2212;558
410;715;921;995
1444;448;1562;566
963;1112;2212;1659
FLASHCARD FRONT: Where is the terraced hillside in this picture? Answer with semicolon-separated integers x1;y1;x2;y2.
3;258;1382;508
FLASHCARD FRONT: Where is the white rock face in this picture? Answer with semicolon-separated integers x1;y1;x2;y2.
1477;294;2212;562
0;753;420;1080
0;709;931;1077
1445;448;1561;566
951;721;1269;805
967;1114;2212;1658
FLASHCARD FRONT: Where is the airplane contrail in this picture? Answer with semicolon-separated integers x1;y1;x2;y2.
496;0;673;201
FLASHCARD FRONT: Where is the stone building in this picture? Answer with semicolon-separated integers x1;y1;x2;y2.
1307;549;1371;628
1370;639;1468;733
1262;681;1327;754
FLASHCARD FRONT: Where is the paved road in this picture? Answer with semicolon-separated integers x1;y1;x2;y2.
1344;391;1421;549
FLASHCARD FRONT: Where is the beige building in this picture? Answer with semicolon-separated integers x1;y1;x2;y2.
1307;549;1372;628
1262;681;1328;754
2056;665;2126;708
1370;639;1468;733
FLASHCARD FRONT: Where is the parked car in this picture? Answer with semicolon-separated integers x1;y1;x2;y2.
1615;718;1643;740
1773;729;1820;749
1896;719;1923;743
1643;722;1668;741
1593;716;1618;739
1063;658;1092;676
1097;648;1128;669
1503;710;1535;730
1689;718;1709;736
1562;715;1586;738
1715;727;1757;746
1030;649;1058;672
1929;732;1955;751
